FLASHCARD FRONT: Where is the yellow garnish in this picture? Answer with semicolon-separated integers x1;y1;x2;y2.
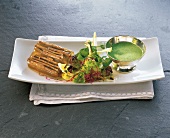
58;63;74;80
92;32;97;46
97;47;112;54
112;62;117;70
62;72;73;80
58;63;69;73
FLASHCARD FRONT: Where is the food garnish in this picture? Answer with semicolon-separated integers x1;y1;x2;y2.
58;32;114;83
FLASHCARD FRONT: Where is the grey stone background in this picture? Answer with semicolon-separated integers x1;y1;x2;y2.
0;0;170;137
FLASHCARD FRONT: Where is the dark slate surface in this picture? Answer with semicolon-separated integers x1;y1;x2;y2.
0;0;170;137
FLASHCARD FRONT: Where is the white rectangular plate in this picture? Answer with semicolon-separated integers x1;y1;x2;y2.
8;37;165;85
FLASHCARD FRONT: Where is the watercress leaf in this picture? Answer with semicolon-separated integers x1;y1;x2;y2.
80;48;89;57
100;44;105;49
73;72;85;83
91;46;97;52
76;48;89;60
77;53;85;60
102;57;112;67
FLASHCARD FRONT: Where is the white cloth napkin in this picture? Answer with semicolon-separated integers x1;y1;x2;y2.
29;36;154;105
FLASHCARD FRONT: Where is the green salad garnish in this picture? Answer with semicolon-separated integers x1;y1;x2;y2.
58;33;113;83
